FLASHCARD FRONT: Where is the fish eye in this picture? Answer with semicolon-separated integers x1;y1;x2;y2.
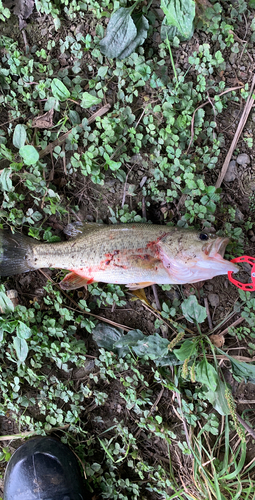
199;233;209;241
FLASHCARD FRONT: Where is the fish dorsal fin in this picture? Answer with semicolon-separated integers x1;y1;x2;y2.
64;221;104;238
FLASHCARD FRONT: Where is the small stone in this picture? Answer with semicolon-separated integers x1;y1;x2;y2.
236;153;250;165
205;284;214;291
224;160;237;182
229;52;238;65
208;293;220;307
129;154;143;165
165;289;180;301
235;208;244;221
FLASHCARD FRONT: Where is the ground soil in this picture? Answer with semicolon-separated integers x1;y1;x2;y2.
1;2;255;499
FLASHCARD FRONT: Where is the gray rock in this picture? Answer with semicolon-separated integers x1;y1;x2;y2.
236;153;250;165
208;293;220;307
229;52;238;65
224;160;237;182
235;208;244;221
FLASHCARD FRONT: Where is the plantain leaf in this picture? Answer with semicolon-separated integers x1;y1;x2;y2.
181;295;207;324
13;124;27;149
0;285;14;314
174;339;196;361
196;358;218;391
119;13;149;60
203;379;230;416
217;349;255;384
51;78;70;102
161;0;195;40
99;8;149;60
92;323;124;352
13;337;28;362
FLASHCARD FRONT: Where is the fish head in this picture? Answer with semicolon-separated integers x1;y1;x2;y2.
158;229;239;284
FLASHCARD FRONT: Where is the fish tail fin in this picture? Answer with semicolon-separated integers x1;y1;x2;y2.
0;230;36;276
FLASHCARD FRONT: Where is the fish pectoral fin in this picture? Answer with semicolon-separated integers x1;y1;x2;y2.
59;272;93;290
127;281;155;290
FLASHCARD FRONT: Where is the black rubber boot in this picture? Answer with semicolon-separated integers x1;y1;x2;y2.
4;436;89;500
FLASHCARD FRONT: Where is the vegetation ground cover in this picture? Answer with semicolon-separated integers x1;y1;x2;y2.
0;0;255;498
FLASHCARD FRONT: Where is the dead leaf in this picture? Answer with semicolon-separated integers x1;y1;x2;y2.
32;109;54;129
131;288;150;306
210;334;225;348
13;0;34;29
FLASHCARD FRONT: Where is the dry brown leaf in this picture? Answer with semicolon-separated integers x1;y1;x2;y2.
210;334;225;348
13;0;34;29
32;109;54;129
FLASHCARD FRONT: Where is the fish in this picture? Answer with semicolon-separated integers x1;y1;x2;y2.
0;223;239;290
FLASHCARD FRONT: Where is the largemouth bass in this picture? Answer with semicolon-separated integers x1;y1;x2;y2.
0;223;239;290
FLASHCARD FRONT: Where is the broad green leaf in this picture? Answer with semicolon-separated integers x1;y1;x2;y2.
0;168;13;192
161;0;195;40
231;359;255;384
174;339;196;361
92;323;124;352
19;145;39;165
0;285;14;313
132;333;170;360
16;321;31;339
217;349;255;384
80;92;102;109
98;66;108;78
181;295;207;324
161;16;192;42
0;318;18;333
13;337;28;362
51;78;70;102
117;13;149;60
13;124;27;149
99;8;148;60
196;358;218;391
100;8;136;59
203;379;230;416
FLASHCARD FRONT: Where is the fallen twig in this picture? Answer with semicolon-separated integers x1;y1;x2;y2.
204;297;212;330
0;424;70;441
186;86;243;154
236;413;255;440
216;74;255;188
39;103;111;159
38;269;131;332
219;317;245;336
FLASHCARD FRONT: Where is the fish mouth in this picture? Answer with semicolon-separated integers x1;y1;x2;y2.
205;237;230;258
204;237;239;273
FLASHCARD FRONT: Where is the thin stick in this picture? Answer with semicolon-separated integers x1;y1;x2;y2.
152;284;161;311
186;86;243;154
39;104;111;159
38;269;131;332
236;413;255;440
0;424;70;441
204;298;213;330
219;317;245;336
216;74;255;188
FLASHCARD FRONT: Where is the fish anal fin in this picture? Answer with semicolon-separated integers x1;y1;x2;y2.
127;282;155;290
59;272;94;290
